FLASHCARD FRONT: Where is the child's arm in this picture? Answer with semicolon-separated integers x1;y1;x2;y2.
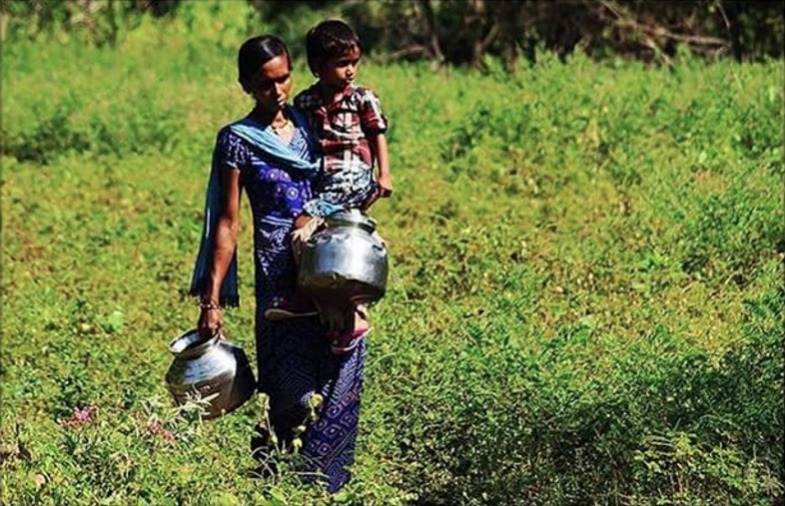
370;133;392;198
358;87;392;200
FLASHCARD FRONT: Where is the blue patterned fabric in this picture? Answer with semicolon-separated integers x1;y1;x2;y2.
212;117;365;492
302;166;378;217
255;316;365;492
189;106;319;306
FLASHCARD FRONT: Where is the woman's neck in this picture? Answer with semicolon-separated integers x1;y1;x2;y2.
249;105;287;127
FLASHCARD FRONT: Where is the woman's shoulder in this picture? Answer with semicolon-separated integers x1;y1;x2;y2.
216;118;262;146
216;123;233;138
214;123;253;167
215;125;241;150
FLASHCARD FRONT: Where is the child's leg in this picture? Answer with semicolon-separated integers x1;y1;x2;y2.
264;292;318;321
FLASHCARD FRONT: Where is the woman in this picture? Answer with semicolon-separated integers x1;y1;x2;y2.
189;35;366;493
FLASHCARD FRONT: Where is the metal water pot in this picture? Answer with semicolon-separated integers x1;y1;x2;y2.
298;209;388;305
165;329;256;419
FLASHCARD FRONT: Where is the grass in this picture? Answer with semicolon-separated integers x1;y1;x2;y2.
1;11;783;505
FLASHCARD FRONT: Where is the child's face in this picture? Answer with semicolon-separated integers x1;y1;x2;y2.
318;45;361;91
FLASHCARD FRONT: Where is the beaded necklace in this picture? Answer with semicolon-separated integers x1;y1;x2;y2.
270;118;292;136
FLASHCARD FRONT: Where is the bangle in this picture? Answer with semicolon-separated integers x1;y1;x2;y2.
198;299;221;311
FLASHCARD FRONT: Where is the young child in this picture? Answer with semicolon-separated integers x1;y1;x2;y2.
264;19;392;352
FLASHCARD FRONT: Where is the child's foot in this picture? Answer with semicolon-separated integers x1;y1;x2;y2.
264;294;318;321
328;308;371;355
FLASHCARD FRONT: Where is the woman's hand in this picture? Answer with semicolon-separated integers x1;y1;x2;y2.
291;216;324;258
198;307;223;338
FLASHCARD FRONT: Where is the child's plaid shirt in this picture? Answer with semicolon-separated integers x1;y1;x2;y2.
294;83;388;174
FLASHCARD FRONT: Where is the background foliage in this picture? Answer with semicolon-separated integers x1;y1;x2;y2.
1;1;784;505
2;0;784;67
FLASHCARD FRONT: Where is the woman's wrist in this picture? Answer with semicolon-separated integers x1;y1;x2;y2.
198;297;222;310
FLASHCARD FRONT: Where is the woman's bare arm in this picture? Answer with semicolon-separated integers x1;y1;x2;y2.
198;167;241;337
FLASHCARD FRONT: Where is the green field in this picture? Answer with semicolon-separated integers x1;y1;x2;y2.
2;12;783;506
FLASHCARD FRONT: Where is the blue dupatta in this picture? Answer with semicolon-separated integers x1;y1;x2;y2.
189;106;319;307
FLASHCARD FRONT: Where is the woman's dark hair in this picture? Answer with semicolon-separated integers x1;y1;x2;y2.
237;35;291;84
306;20;362;76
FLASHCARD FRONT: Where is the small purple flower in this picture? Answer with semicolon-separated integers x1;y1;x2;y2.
59;406;97;428
146;419;162;434
146;419;176;443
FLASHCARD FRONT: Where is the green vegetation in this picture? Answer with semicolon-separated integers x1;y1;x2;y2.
2;7;783;505
4;0;784;65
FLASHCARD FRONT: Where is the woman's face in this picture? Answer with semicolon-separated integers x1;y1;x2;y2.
245;54;292;115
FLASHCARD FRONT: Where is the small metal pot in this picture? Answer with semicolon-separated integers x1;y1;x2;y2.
165;329;256;419
298;209;388;305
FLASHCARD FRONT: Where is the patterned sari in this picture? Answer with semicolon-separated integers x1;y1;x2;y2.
193;110;365;492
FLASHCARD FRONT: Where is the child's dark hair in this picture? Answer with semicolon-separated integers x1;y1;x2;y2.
237;35;291;84
306;20;362;76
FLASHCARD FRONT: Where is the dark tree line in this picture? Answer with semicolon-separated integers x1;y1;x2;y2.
253;0;783;67
3;0;783;66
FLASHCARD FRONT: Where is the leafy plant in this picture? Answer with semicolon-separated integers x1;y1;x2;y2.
1;10;783;505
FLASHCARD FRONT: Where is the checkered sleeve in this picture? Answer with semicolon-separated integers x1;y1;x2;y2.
358;87;388;135
294;89;320;130
293;90;307;110
294;87;321;111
